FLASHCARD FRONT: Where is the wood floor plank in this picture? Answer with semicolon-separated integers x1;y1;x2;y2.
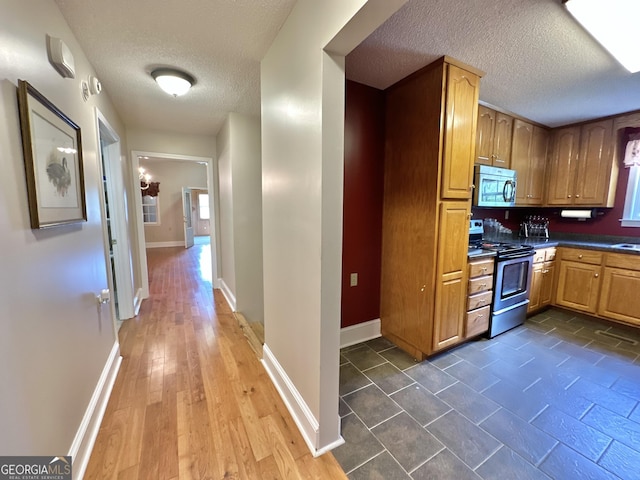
84;243;347;479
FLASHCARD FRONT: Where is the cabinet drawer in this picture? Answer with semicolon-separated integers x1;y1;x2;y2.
469;259;494;278
560;248;602;265
545;248;557;261
466;305;490;337
533;251;546;263
605;252;640;271
468;275;493;294
467;290;492;310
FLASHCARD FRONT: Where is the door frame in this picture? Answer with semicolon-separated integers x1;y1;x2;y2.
131;151;220;299
96;109;136;322
182;186;195;249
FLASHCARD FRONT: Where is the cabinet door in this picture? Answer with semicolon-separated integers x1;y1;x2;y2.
528;126;549;205
546;126;580;205
540;261;555;308
511;119;533;205
493;112;513;167
555;260;601;313
433;202;469;351
476;105;495;165
528;262;543;313
441;64;480;200
598;267;640;326
575;119;614;206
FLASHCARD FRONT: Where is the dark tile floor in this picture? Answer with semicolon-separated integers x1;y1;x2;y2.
335;308;640;479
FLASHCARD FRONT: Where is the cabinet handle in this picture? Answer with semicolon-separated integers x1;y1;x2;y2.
576;194;580;198
578;254;583;259
495;158;505;163
542;269;549;274
479;284;487;288
594;273;599;278
476;314;484;319
481;267;488;272
567;195;572;198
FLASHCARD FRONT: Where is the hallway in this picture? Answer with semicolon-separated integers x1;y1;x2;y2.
85;243;346;479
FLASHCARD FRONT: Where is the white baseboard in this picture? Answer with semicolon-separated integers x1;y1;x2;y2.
145;241;184;248
219;278;237;311
263;344;341;457
340;318;381;348
133;287;144;316
69;342;122;480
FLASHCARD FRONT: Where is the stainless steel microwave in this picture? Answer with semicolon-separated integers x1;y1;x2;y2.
473;165;517;207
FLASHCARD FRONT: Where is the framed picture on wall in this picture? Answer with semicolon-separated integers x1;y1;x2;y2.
17;79;87;229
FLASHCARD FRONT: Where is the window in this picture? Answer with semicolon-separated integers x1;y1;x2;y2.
198;193;209;220
142;195;159;225
622;135;640;227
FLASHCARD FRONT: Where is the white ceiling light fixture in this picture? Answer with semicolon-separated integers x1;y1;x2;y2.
151;68;196;96
564;0;640;73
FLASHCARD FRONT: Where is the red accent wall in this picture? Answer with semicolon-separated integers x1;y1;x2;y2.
341;81;385;328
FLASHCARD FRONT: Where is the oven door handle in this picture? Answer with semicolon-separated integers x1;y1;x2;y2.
498;251;534;260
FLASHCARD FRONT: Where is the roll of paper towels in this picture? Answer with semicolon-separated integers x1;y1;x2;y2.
560;209;594;219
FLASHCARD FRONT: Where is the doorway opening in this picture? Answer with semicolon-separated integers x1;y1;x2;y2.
131;151;220;300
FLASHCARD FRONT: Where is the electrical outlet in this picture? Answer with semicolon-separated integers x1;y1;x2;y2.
350;273;358;287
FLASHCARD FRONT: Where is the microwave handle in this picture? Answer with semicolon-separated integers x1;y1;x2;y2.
503;180;516;202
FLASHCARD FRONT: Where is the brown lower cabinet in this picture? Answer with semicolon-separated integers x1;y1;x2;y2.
552;248;640;329
555;248;602;314
528;247;556;314
598;253;640;327
465;257;494;337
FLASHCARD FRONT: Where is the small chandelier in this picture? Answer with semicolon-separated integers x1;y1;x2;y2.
151;68;195;96
139;167;152;190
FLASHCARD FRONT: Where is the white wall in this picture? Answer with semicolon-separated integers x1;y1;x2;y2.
126;128;217;159
216;118;236;300
0;0;126;462
260;0;405;453
230;113;264;325
216;113;263;321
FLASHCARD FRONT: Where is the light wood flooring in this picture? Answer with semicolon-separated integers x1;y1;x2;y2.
84;244;347;479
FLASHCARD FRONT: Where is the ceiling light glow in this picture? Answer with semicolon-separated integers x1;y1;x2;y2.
565;0;640;73
151;68;195;96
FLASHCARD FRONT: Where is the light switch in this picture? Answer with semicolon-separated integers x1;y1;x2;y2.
350;273;358;287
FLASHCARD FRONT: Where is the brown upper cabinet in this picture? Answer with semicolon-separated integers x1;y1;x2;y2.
546;119;617;207
475;106;513;167
511;119;549;205
442;66;482;200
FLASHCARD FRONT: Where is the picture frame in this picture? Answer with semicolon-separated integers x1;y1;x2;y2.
17;79;87;229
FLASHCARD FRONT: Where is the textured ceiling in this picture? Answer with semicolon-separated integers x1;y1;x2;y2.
346;0;640;127
55;0;640;137
54;0;297;136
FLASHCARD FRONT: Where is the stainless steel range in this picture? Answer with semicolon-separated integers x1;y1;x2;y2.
469;220;534;338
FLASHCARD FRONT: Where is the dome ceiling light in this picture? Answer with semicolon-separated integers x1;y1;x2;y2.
151;68;196;97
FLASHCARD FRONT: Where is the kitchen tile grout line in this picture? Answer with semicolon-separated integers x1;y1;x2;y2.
340;319;640;479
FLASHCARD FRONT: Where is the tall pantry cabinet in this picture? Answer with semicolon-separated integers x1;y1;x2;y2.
380;57;483;360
